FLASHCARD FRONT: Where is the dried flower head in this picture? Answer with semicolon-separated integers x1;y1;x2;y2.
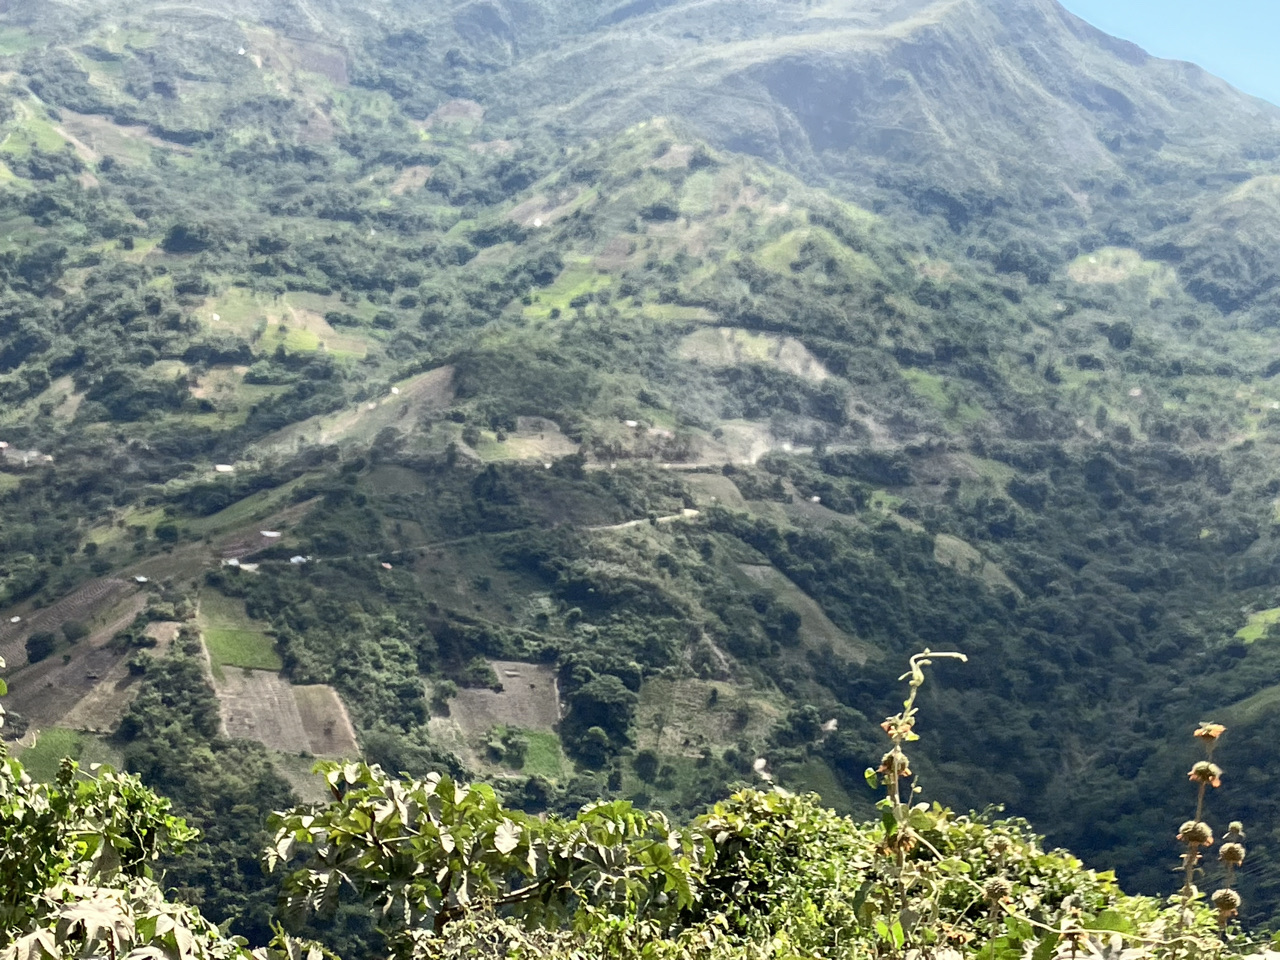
1177;821;1213;846
939;923;975;945
877;751;912;778
1225;821;1245;840
1189;761;1223;788
881;717;914;741
986;835;1012;855
1195;722;1226;743
1219;842;1246;866
982;877;1012;903
1211;888;1241;916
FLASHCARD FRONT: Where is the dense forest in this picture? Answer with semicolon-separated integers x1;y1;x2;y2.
4;0;1280;955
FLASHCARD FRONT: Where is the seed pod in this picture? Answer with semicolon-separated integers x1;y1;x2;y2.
1178;821;1213;846
1219;842;1246;866
1211;888;1241;916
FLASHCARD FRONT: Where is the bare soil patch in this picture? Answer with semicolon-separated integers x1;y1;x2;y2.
447;660;561;738
59;110;194;160
294;685;359;756
423;99;484;129
391;165;433;195
249;30;348;85
650;143;694;169
470;139;516;156
679;327;831;382
594;236;637;270
216;667;357;757
60;621;181;734
507;188;584;227
216;668;307;753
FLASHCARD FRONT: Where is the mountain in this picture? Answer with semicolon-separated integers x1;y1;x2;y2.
2;0;1280;942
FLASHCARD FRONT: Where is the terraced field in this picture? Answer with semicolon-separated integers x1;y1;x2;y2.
215;668;356;757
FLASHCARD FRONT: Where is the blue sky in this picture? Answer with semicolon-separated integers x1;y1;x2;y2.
1057;0;1280;105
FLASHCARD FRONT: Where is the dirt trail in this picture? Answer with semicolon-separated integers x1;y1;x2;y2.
589;509;701;532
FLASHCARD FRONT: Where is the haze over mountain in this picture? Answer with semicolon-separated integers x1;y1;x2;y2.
3;0;1280;946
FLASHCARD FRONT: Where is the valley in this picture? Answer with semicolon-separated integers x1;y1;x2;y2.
1;0;1280;951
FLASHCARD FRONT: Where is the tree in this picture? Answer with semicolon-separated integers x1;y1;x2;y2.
25;632;55;663
632;748;660;784
565;675;636;743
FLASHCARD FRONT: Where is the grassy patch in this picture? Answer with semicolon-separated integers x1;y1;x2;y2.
20;729;121;781
0;27;42;55
2;104;69;157
902;369;987;425
523;261;614;321
1236;607;1280;643
1068;247;1180;300
737;563;876;664
204;629;282;671
934;534;1021;596
757;226;876;279
638;303;715;324
678;169;720;217
518;729;568;780
1224;682;1280;728
635;678;782;756
86;505;167;547
187;477;307;537
200;591;282;671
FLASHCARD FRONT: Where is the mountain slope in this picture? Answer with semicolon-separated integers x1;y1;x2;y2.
4;0;1280;938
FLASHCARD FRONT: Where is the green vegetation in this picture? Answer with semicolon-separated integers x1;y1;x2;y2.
19;728;79;780
0;652;1256;960
1236;608;1280;643
7;0;1280;949
199;591;283;673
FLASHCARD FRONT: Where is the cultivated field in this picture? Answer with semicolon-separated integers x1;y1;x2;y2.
449;661;561;733
634;677;781;757
678;327;831;383
246;365;455;459
215;666;357;758
294;684;359;756
430;660;567;777
2;593;149;729
198;591;282;676
471;416;580;463
61;621;181;734
0;577;133;668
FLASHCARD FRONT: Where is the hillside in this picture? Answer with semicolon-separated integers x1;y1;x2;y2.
2;0;1280;942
